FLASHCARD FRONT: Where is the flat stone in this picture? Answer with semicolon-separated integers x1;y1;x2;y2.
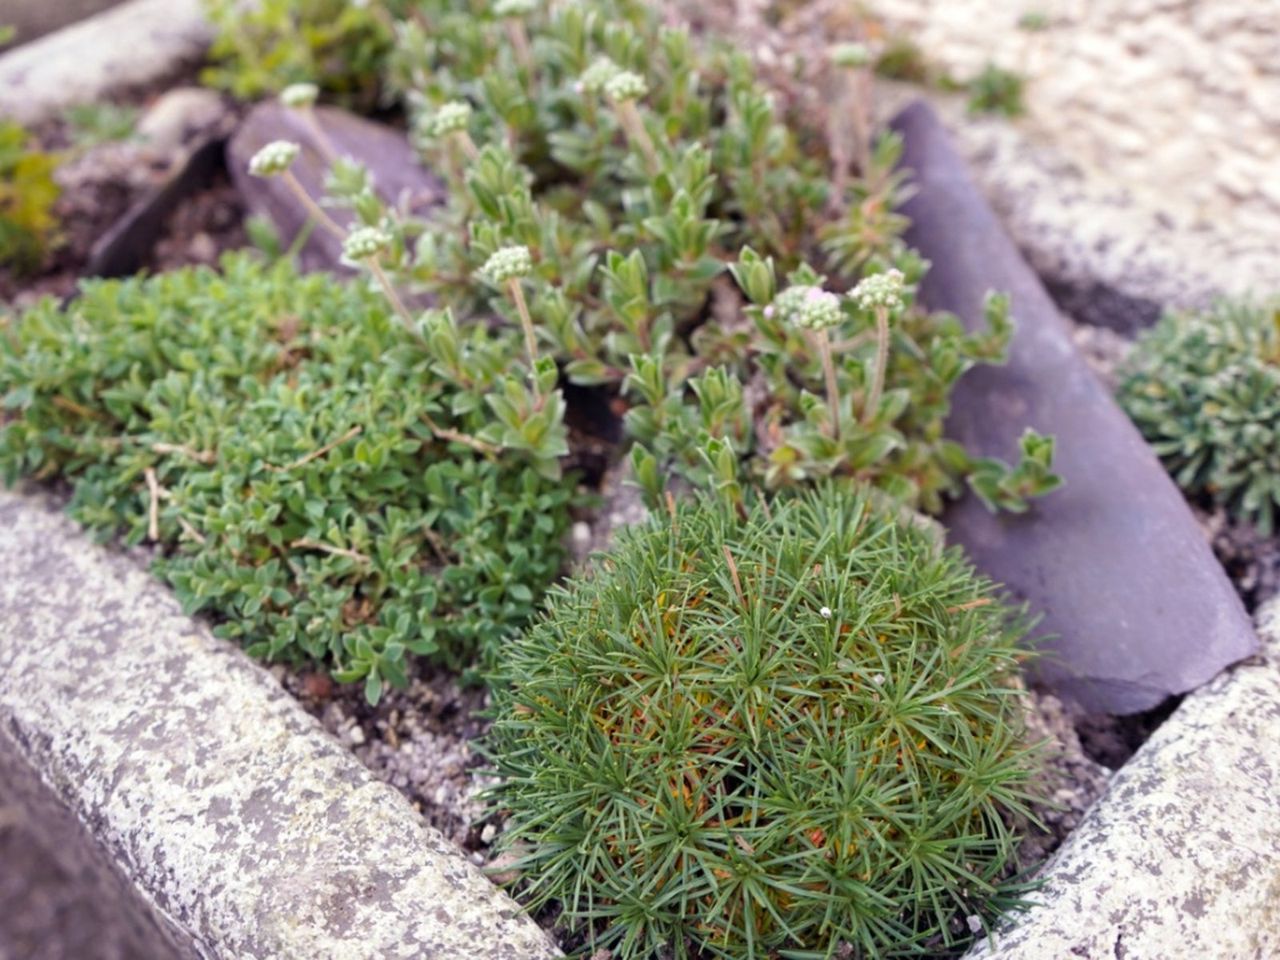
136;86;231;153
228;102;446;274
0;488;561;960
0;0;211;127
966;601;1280;958
891;100;1257;714
0;0;126;48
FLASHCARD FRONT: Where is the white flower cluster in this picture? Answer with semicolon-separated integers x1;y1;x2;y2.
343;226;391;261
604;70;649;104
851;269;906;312
248;140;300;177
774;285;844;331
280;82;319;109
494;0;536;15
578;57;620;95
428;100;473;138
481;245;533;283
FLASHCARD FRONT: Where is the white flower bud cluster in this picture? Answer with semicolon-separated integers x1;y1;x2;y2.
343;226;392;261
248;140;300;177
774;285;843;331
578;57;620;95
280;82;319;109
494;0;536;15
851;269;906;312
604;70;649;104
428;100;473;138
481;245;533;283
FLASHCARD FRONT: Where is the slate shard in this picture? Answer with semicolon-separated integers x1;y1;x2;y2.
228;101;445;274
890;99;1256;714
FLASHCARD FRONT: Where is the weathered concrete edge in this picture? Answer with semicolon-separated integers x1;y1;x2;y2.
0;488;561;960
965;601;1280;959
0;0;211;126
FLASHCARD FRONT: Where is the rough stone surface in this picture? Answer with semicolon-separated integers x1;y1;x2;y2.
894;100;1257;714
0;0;127;48
228;102;445;274
0;0;211;127
0;488;561;960
966;600;1280;959
872;0;1280;331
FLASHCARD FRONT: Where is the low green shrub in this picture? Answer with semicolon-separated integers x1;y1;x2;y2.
264;0;1057;517
0;120;60;275
966;64;1026;117
200;0;406;102
488;485;1039;959
0;255;573;700
1118;301;1280;535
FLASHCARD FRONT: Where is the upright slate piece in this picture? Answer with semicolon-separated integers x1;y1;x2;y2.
891;100;1256;714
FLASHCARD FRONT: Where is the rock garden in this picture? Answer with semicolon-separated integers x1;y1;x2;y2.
1;2;1278;959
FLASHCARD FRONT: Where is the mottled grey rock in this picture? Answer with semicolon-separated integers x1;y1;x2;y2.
0;488;561;960
892;100;1257;714
137;87;231;153
966;601;1280;959
0;0;211;126
0;0;127;48
228;102;445;274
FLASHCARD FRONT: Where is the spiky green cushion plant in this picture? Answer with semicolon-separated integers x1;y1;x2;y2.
1118;301;1280;535
487;486;1040;959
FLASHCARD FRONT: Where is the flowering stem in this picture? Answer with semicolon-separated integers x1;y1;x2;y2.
506;277;543;402
812;329;841;441
505;20;534;74
617;101;658;174
863;305;890;425
452;130;480;162
368;256;419;339
282;170;344;239
299;108;340;166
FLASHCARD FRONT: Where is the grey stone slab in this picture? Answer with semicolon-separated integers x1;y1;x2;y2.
1;0;127;49
0;488;561;960
228;102;446;274
0;0;211;127
966;601;1280;959
891;99;1256;714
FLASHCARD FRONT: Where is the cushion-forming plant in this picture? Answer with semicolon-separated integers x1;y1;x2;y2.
488;484;1040;959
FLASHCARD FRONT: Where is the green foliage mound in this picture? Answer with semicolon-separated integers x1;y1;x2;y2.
0;255;573;700
0;119;60;275
201;0;406;101
279;0;1057;517
1118;301;1280;534
488;486;1039;959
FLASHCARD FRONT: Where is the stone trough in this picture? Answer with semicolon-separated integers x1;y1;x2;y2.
2;6;1280;959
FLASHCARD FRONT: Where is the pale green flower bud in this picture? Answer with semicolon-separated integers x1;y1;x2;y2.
830;42;872;69
481;245;533;283
604;70;649;104
494;0;536;15
792;288;844;331
851;269;906;312
248;140;300;177
428;100;473;138
280;82;319;109
343;226;392;261
578;56;620;95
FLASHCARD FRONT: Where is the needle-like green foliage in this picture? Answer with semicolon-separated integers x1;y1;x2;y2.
1118;300;1280;534
487;485;1041;959
0;255;573;701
